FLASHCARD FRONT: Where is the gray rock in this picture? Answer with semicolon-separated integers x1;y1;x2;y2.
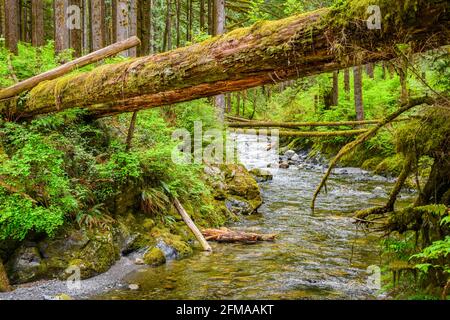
284;150;296;159
225;198;254;215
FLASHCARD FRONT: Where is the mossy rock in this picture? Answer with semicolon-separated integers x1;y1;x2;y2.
151;227;193;259
249;168;273;182
143;247;166;266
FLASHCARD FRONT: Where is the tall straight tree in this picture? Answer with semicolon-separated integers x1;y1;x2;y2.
69;0;82;56
162;0;172;51
129;0;137;57
5;0;20;54
138;0;151;56
353;66;364;121
331;71;339;106
31;0;44;47
91;0;106;52
54;0;69;54
114;0;129;57
213;0;225;121
344;68;350;100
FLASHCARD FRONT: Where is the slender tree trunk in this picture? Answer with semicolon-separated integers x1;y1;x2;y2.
129;0;137;57
91;0;106;52
185;0;191;42
125;111;138;151
365;63;374;78
149;0;154;54
381;61;386;80
175;0;180;47
213;0;225;121
344;68;350;100
353;65;364;121
207;0;212;35
54;0;69;54
163;0;172;51
0;0;4;39
5;0;20;54
138;0;151;55
31;0;44;47
200;0;205;32
115;0;129;57
69;0;82;57
331;71;339;106
82;0;91;52
399;67;408;103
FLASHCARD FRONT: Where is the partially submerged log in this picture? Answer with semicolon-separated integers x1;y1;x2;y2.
0;36;141;101
0;0;448;119
233;128;368;137
202;227;276;243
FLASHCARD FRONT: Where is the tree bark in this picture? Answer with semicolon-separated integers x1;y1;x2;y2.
69;0;82;57
91;0;106;52
115;0;129;57
353;65;364;121
332;71;339;106
54;0;69;54
227;119;405;128
344;68;350;99
31;0;44;47
5;0;20;54
129;0;138;57
1;0;448;119
213;0;225;122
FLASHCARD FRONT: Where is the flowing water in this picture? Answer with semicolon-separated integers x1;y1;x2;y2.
95;134;414;300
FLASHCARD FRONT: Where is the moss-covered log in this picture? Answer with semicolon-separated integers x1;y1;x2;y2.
233;128;368;137
227;119;409;128
1;0;449;119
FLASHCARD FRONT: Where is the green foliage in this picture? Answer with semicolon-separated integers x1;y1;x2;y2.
410;236;450;275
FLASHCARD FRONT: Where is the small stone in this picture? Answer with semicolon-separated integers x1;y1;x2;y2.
290;154;300;162
279;161;289;169
134;258;145;265
128;284;140;290
284;150;296;159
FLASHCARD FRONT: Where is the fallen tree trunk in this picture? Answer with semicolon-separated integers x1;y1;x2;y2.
233;128;368;137
0;0;448;119
227;119;408;128
202;227;276;243
0;36;141;101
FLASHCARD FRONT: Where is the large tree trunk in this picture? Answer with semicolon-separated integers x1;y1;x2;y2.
1;0;448;119
54;0;69;54
5;0;20;54
91;0;106;52
31;0;44;47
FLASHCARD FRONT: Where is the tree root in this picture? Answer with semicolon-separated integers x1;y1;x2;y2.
311;97;433;211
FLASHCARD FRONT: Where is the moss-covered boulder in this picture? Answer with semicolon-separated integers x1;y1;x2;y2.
6;246;47;284
249;168;273;182
143;247;166;266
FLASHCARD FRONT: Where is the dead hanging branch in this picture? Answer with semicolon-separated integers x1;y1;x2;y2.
310;96;434;211
354;154;414;222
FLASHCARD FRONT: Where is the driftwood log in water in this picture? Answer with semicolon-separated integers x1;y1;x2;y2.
202;227;276;243
0;0;448;119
